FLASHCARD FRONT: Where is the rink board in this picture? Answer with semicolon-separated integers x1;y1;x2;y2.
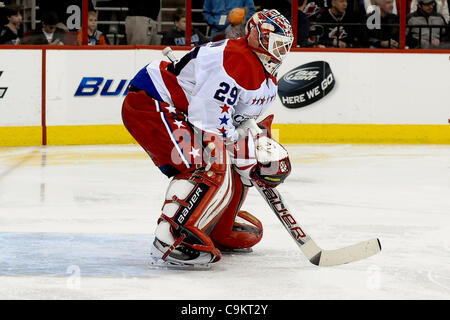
0;126;42;147
0;49;449;146
0;50;42;129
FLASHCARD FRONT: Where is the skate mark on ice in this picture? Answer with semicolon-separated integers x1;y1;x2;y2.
428;269;450;293
0;151;40;181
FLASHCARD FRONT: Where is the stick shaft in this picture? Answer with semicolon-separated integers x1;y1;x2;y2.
162;47;179;63
255;184;381;266
255;185;312;246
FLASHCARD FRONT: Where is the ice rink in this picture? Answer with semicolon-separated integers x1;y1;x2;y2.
0;143;449;300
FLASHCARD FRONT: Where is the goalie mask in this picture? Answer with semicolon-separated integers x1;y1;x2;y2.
246;9;294;76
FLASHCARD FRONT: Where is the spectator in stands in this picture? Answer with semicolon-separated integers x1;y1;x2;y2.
24;11;66;45
162;8;209;46
76;11;108;45
296;1;330;47
202;0;256;40
361;0;398;14
363;0;399;48
406;0;447;48
297;0;314;46
315;0;361;47
225;7;247;39
125;0;161;45
0;4;22;45
410;0;449;23
301;1;361;21
38;0;95;32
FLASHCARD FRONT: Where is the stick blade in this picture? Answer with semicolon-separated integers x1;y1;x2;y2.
317;238;382;267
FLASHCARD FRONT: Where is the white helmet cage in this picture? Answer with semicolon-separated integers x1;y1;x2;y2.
246;9;294;75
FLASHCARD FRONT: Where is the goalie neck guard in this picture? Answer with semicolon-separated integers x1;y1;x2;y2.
246;9;294;76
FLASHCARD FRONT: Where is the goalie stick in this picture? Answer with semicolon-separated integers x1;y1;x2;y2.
240;118;381;266
254;184;381;266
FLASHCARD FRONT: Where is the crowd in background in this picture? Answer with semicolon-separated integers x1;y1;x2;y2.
297;0;449;48
0;0;449;49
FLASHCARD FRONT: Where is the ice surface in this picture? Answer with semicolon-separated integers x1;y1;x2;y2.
0;144;449;299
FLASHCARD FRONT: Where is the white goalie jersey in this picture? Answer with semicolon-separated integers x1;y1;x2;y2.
131;37;279;142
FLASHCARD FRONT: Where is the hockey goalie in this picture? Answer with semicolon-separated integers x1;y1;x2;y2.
122;9;294;268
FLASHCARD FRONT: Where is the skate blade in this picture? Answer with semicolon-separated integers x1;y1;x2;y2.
147;258;211;271
221;247;253;254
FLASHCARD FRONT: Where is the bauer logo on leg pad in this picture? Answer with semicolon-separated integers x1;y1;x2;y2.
175;183;210;225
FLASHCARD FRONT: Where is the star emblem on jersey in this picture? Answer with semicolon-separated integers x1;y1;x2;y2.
219;115;229;125
189;147;201;159
218;127;227;137
251;96;274;105
165;105;177;113
220;104;230;113
173;120;184;129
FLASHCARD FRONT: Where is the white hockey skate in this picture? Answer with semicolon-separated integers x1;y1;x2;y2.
148;238;214;271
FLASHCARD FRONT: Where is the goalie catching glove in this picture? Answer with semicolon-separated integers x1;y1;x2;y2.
250;135;291;188
231;115;292;188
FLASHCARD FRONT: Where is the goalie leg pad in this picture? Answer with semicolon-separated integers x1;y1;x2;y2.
152;147;234;265
210;170;263;250
212;210;263;251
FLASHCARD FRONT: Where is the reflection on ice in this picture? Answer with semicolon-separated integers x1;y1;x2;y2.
0;232;158;277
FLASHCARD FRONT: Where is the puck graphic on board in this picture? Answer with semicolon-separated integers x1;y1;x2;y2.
278;61;335;109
